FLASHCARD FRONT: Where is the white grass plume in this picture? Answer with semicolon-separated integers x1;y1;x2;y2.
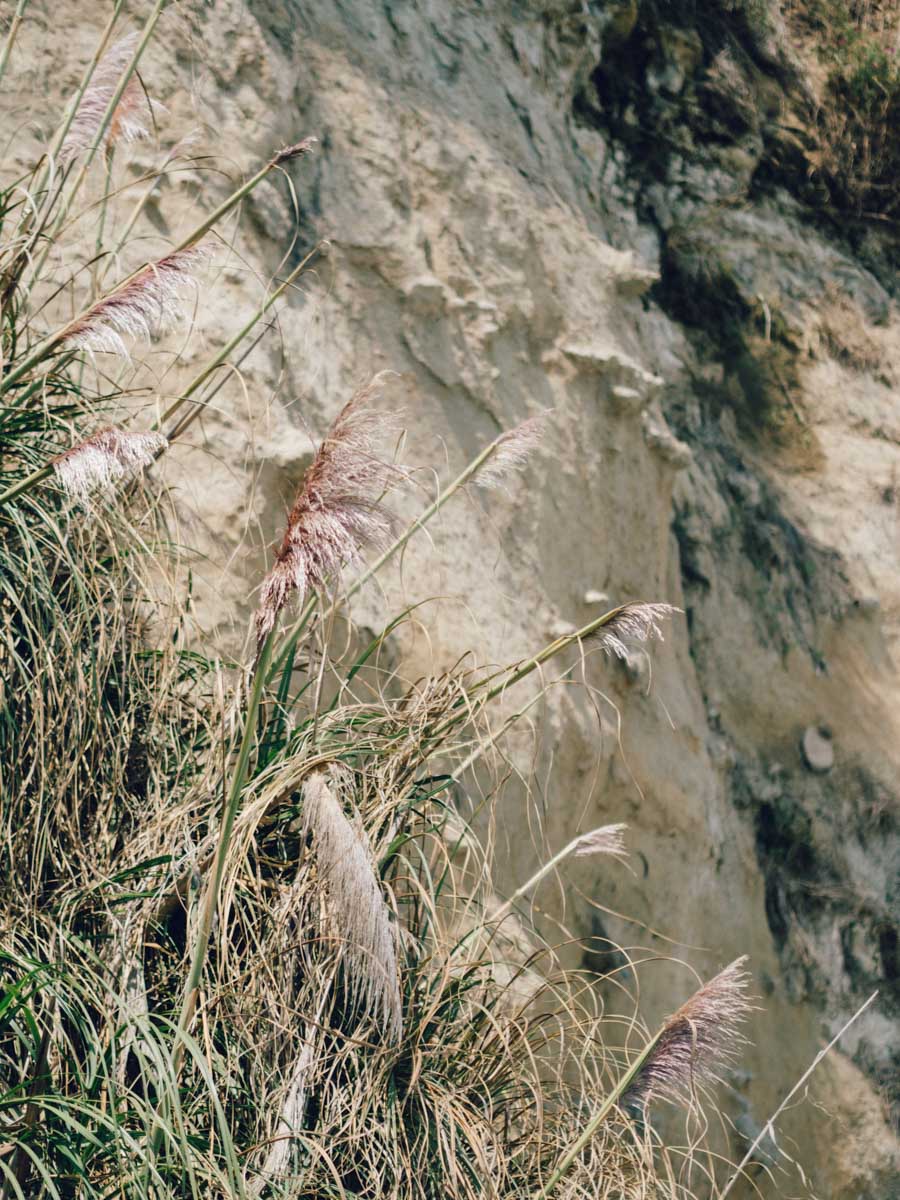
256;379;405;642
52;427;166;499
592;602;681;660
571;823;628;859
60;34;159;165
301;772;402;1042
624;957;753;1110
63;244;208;356
473;411;548;491
491;823;628;926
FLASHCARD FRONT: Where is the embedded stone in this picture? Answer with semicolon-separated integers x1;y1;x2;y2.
801;726;834;774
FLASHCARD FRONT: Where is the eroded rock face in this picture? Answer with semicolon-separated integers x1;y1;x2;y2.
5;1;898;1194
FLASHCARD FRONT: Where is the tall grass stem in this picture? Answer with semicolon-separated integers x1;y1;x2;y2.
38;1;126;183
718;991;879;1199
0;0;30;92
530;1031;663;1200
158;243;323;434
171;630;276;1071
23;0;164;293
1;157;316;399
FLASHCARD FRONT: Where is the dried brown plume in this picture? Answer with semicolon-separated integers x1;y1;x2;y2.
271;137;318;166
624;957;753;1110
255;379;404;642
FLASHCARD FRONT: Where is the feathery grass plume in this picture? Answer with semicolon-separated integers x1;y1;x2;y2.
59;34;158;166
52;427;167;499
300;771;402;1041
571;823;628;859
63;243;208;356
255;379;405;642
489;822;628;931
592;601;681;660
473;411;548;490
624;957;753;1111
251;1040;315;1190
271;136;318;166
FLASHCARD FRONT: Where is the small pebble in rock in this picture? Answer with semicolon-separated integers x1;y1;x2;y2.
801;725;834;773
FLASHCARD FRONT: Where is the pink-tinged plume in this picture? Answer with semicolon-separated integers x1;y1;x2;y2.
571;823;628;859
52;427;166;499
63;244;208;356
624;957;753;1110
592;602;681;660
472;411;548;491
255;379;405;643
60;34;160;166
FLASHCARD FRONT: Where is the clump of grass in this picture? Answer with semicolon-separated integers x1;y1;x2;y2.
0;13;765;1200
787;0;900;219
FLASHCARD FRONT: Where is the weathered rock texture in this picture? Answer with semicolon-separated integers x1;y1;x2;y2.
5;0;899;1195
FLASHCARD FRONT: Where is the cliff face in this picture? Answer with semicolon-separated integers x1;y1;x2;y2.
8;0;898;1194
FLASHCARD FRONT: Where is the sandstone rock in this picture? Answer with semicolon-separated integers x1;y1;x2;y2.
642;412;693;469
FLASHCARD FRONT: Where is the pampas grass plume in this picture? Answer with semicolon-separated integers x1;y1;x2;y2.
64;244;209;356
474;411;548;491
272;136;318;165
625;957;753;1110
60;34;158;165
301;772;402;1042
52;427;166;499
593;602;681;660
255;379;404;641
571;823;628;859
